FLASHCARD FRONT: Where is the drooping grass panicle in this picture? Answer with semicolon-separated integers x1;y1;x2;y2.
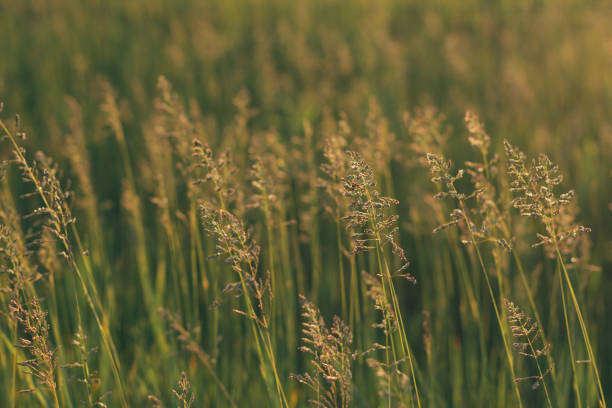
316;123;359;326
192;139;239;211
1;223;58;405
503;140;590;251
291;295;353;408
318;128;351;220
464;110;494;194
463;111;511;251
464;112;561;401
427;149;507;250
404;106;450;167
0;205;41;289
249;129;291;219
342;151;412;281
504;299;554;398
9;297;57;395
426;153;471;234
13;150;76;263
172;371;195;408
362;271;396;335
366;356;413;408
199;202;267;321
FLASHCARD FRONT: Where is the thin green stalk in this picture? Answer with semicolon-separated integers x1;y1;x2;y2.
48;273;78;408
64;268;95;407
188;203;201;338
515;305;553;408
511;250;558;385
336;220;347;320
459;202;523;408
112;135;170;352
221;231;288;408
361;179;421;406
10;320;17;408
348;249;360;346
558;261;582;408
555;243;606;408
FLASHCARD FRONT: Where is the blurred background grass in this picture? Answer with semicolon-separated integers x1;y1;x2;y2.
1;0;611;406
3;0;611;227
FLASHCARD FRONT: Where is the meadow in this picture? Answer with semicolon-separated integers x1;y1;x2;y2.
1;0;611;406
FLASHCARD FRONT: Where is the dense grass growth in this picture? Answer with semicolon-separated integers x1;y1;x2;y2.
1;0;611;406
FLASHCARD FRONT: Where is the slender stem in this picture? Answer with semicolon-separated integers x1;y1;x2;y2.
224;235;288;408
510;250;557;384
360;175;421;407
555;243;606;408
558;261;582;408
459;202;523;408
515;311;553;408
10;320;17;408
336;220;347;320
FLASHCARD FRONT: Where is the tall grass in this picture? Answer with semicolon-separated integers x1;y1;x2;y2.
1;1;611;407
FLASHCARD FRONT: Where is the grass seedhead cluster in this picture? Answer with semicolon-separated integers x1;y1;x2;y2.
505;299;553;393
10;297;57;396
292;295;353;408
199;203;268;324
504;141;590;251
343;152;410;279
173;372;195;408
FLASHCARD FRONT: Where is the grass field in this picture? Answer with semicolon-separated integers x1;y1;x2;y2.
1;0;611;406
